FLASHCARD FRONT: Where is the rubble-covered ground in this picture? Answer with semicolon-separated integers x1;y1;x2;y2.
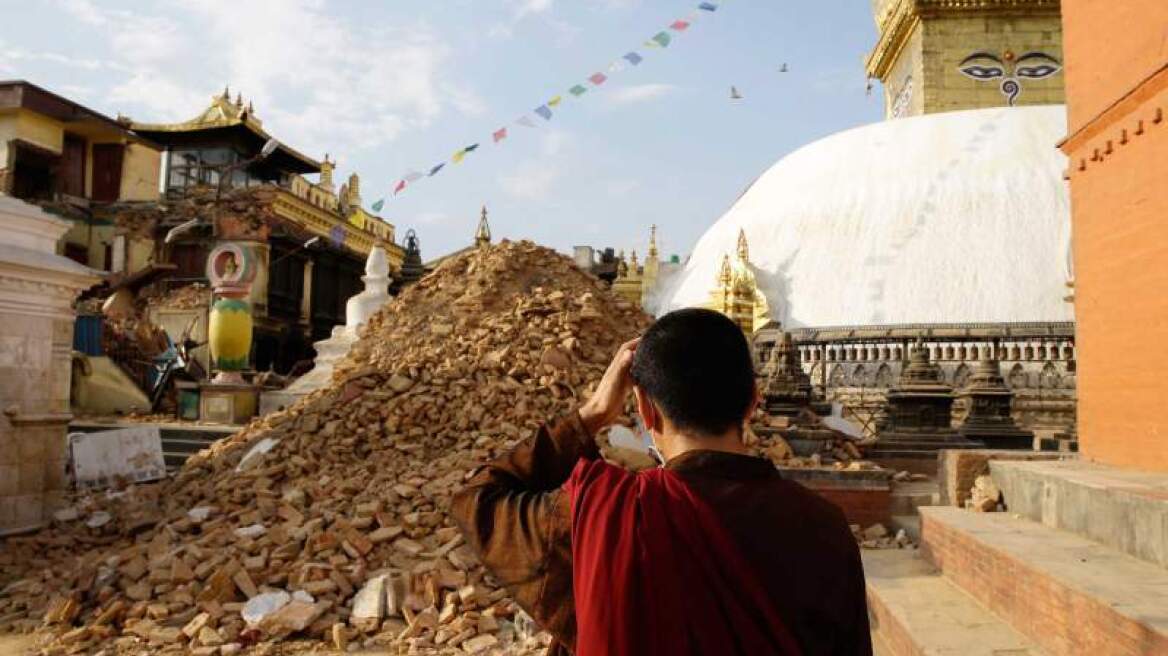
1;241;651;655
0;240;910;655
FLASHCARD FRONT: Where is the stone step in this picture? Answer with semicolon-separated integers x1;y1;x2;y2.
919;506;1168;655
990;459;1168;569
863;549;1044;655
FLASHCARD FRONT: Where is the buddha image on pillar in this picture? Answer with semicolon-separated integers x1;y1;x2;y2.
958;50;1062;106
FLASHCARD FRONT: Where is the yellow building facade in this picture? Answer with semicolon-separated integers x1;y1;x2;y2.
867;0;1064;119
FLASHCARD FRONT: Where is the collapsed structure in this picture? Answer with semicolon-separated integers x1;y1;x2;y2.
0;241;651;654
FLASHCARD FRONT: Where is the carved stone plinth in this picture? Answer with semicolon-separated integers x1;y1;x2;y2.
0;195;100;534
872;340;981;458
762;333;817;417
957;358;1034;449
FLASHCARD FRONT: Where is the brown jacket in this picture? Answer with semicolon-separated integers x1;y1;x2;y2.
450;413;872;655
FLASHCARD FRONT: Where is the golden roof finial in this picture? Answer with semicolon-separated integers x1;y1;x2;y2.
736;227;749;262
648;224;658;258
234;92;243;107
717;253;732;286
247;100;255;113
475;205;492;247
630;249;639;269
221;85;230;100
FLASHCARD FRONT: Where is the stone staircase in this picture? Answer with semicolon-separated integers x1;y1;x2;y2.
866;458;1168;655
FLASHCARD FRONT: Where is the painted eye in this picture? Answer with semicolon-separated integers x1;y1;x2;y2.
1016;64;1061;79
959;65;1005;80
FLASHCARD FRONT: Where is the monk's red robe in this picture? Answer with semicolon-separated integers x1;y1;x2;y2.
565;458;804;656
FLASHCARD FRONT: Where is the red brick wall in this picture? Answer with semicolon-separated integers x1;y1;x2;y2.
1061;1;1168;471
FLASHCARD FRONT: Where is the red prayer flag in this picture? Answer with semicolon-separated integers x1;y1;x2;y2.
493;127;508;143
671;19;690;31
393;179;407;195
589;72;608;85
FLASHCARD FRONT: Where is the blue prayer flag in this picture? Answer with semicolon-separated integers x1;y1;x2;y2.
371;199;384;212
534;105;553;120
698;2;717;11
428;163;445;176
623;52;643;65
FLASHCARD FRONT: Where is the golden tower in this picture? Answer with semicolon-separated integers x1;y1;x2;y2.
707;228;769;334
866;0;1064;119
475;205;492;249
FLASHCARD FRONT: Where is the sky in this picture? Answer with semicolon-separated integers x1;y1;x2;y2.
0;0;883;261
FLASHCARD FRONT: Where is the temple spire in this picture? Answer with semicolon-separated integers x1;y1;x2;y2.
648;224;659;259
717;254;732;287
475;205;492;248
736;227;749;262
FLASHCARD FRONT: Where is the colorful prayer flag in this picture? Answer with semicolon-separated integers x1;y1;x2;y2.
452;149;466;164
393;179;407;195
534;105;553;120
670;20;690;31
649;31;671;47
607;60;626;73
493;127;508;143
428;163;445;176
464;143;479;152
698;2;717;11
403;171;423;183
589;72;608;85
516;115;537;128
371;199;385;212
548;95;563;107
623;51;643;66
569;84;588;96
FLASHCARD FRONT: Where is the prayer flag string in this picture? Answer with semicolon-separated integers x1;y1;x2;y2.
384;1;726;200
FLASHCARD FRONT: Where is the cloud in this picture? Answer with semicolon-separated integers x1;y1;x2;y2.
49;0;476;170
513;0;554;20
604;83;678;107
500;162;561;200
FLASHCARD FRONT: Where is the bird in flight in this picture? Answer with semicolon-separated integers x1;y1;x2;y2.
730;85;743;100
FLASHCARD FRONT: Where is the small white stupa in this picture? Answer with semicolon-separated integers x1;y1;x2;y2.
259;245;391;414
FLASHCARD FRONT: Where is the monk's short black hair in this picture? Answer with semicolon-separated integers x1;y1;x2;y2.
631;308;756;437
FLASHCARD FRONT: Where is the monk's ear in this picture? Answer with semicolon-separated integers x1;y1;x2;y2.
745;385;762;422
633;386;657;433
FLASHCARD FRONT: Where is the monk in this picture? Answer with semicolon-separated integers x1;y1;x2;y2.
452;308;871;655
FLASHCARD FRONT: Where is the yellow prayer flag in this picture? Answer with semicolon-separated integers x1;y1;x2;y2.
452;149;466;164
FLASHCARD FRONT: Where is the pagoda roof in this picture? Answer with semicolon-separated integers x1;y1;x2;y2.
131;90;320;174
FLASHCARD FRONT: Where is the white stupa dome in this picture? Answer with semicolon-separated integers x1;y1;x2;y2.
659;105;1074;327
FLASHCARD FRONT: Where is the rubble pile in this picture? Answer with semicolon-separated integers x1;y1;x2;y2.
966;474;1004;512
851;523;914;550
0;240;651;655
147;283;211;311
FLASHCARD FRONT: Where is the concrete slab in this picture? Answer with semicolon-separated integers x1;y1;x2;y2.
921;507;1168;656
863;549;1043;655
990;459;1168;569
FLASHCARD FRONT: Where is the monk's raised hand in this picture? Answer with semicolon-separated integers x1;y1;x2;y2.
579;338;639;435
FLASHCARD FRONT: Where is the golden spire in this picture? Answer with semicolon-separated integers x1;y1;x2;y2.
617;250;629;278
475;205;492;248
717;254;732;287
648;224;659;259
221;85;230;100
319;154;335;192
630;249;639;270
235;92;243;107
736;227;749;262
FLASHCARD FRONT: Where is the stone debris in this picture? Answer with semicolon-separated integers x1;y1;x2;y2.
853;523;916;550
967;474;1004;512
0;240;650;655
